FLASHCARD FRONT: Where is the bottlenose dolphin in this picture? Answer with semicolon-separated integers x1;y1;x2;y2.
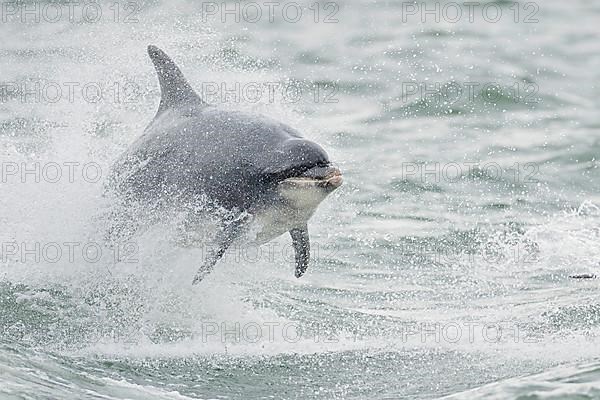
108;45;342;284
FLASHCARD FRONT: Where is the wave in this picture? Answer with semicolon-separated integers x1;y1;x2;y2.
442;361;600;399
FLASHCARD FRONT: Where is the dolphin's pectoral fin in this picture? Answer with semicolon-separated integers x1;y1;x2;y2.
147;45;206;115
191;212;250;285
290;225;310;278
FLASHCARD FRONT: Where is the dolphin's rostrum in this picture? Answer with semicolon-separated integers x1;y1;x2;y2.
108;45;342;284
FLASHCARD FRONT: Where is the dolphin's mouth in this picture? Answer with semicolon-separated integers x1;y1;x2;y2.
281;164;343;190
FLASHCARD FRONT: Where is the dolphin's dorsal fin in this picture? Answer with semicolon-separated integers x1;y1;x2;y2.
147;45;206;115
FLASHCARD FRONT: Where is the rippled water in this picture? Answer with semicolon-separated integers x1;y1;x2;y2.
1;0;600;399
